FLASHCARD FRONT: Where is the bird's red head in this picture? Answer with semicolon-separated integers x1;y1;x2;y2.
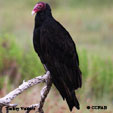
32;2;46;15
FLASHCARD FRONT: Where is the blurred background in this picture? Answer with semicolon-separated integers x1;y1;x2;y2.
0;0;113;113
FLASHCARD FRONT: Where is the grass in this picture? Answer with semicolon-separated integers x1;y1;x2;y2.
0;0;113;112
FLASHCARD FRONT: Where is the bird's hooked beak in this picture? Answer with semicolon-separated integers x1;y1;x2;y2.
32;11;35;15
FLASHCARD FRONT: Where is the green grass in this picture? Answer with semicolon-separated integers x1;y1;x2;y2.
0;34;45;84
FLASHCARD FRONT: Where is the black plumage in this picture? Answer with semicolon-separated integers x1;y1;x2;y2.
32;2;82;111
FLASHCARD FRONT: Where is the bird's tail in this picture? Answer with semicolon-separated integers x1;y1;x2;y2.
49;63;81;111
52;76;80;111
65;90;80;111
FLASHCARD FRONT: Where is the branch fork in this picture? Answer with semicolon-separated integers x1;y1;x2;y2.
0;71;52;113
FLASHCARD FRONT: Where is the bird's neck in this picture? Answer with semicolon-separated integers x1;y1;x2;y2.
34;10;52;28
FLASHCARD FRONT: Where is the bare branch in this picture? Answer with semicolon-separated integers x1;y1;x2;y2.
0;71;52;113
37;72;52;113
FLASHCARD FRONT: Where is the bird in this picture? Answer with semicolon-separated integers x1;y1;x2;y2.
32;2;82;111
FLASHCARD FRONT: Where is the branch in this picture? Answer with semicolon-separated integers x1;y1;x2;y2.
0;71;52;113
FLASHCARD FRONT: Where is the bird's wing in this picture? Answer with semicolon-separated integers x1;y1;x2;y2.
40;19;79;65
40;19;82;110
40;18;82;89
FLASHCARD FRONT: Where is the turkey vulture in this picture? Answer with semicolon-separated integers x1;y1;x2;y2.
32;2;82;111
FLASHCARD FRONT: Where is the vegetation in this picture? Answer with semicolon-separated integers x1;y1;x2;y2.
0;0;113;112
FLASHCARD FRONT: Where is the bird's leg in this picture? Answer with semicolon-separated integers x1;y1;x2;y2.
43;64;48;72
